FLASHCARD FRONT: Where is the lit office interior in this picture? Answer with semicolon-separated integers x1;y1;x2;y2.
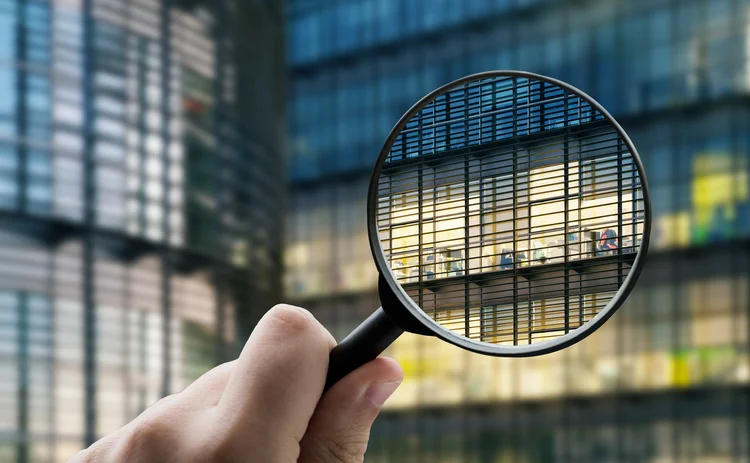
287;0;750;460
377;76;645;345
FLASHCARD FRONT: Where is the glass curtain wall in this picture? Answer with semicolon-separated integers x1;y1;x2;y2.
0;0;284;461
286;0;750;461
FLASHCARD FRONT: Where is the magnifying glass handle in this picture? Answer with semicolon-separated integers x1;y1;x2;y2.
324;307;404;392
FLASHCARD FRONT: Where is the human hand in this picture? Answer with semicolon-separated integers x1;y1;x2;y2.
69;305;403;462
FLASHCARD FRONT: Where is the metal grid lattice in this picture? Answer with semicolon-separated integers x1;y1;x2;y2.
377;76;645;346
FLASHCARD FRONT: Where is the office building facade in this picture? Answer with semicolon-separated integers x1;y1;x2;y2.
287;0;750;460
0;0;284;461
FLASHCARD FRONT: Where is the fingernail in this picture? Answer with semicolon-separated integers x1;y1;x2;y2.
365;380;401;406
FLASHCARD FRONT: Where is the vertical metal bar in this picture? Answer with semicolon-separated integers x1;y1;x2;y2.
16;0;29;459
82;0;97;446
578;131;585;325
527;299;533;345
464;155;470;338
460;67;470;463
415;53;428;463
122;0;134;420
564;91;570;334
214;269;226;364
138;309;147;412
729;79;744;461
160;0;173;398
538;80;545;132
18;294;28;463
615;123;626;463
123;262;132;422
213;0;227;363
16;0;27;213
668;95;679;463
417;136;423;311
740;101;750;463
137;37;147;235
561;7;573;441
478;121;485;342
48;237;58;459
464;87;471;339
617;137;623;288
729;107;740;460
432;177;437;320
40;6;55;457
632;150;637;248
615;124;633;460
120;0;133;436
615;133;624;463
330;79;339;338
512;78;518;346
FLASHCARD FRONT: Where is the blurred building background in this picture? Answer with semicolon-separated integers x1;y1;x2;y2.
2;0;750;461
287;0;750;461
0;0;284;461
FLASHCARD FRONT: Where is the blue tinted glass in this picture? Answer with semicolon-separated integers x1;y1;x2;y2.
27;179;51;202
424;0;448;30
403;0;421;34
295;13;321;62
650;9;671;44
0;144;18;172
0;119;15;137
495;0;514;12
0;9;15;61
27;89;50;111
708;0;731;25
675;142;692;181
56;9;83;41
27;150;50;177
319;4;335;59
94;20;124;54
334;1;357;52
0;67;16;115
0;0;16;12
377;0;399;41
26;1;48;20
649;145;672;185
27;46;50;63
0;172;18;207
26;121;51;141
466;0;490;17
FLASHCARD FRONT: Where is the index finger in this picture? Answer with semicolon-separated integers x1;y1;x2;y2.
214;305;335;458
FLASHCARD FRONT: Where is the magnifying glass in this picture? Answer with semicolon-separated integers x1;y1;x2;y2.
324;71;651;391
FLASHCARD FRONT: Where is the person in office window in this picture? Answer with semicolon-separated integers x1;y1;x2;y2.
422;253;436;280
598;228;619;255
531;240;547;265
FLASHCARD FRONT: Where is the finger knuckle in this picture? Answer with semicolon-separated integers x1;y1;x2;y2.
71;433;123;462
201;436;235;463
150;392;180;410
122;412;172;456
70;444;106;463
305;434;368;463
200;424;258;463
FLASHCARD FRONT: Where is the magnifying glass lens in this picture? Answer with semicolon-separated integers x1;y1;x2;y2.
375;75;646;348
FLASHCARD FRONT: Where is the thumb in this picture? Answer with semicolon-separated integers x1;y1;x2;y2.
299;357;403;463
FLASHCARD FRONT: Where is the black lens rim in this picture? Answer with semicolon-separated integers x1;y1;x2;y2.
367;70;652;357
